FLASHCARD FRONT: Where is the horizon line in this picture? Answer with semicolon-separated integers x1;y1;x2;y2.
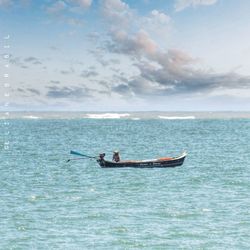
1;110;250;113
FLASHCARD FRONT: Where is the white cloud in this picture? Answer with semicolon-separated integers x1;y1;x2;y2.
102;0;129;14
102;0;170;33
100;0;250;98
102;0;132;28
141;10;171;44
46;1;67;14
135;30;158;55
150;9;170;24
101;0;171;50
109;29;158;56
175;0;218;12
46;0;92;14
69;0;92;8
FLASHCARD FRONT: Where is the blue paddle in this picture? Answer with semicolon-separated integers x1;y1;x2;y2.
66;151;98;163
70;150;97;159
66;157;90;162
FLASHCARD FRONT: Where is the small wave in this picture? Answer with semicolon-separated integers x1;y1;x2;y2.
86;113;130;119
158;115;195;120
131;118;141;120
30;195;37;201
202;208;211;212
22;116;40;119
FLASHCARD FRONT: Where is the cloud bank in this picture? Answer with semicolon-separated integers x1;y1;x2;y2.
100;0;250;99
2;0;250;110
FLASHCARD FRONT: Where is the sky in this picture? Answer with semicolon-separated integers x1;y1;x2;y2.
1;0;250;111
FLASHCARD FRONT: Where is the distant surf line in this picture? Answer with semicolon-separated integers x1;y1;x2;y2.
158;115;196;120
85;113;130;119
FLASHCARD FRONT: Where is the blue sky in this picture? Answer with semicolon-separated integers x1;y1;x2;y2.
1;0;250;111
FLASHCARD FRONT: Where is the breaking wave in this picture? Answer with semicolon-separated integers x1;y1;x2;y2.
22;116;40;119
158;116;195;120
86;113;130;119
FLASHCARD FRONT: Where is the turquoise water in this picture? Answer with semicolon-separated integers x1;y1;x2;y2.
1;116;250;249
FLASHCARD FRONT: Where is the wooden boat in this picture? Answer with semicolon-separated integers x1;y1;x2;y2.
97;152;187;168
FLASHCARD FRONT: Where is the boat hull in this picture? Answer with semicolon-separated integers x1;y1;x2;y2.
97;152;187;168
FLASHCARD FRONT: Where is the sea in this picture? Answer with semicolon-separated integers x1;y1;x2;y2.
1;111;250;249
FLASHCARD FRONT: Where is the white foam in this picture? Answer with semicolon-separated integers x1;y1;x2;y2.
30;195;36;201
158;115;195;120
22;116;40;119
202;208;211;212
131;118;141;120
86;113;130;119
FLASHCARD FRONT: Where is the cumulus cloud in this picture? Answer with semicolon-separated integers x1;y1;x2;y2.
101;0;170;56
24;56;42;65
108;29;158;56
8;0;250;103
9;56;42;68
102;0;131;25
145;9;170;26
111;44;250;97
102;0;170;36
46;86;91;99
103;0;128;12
175;0;218;12
112;55;250;97
112;84;130;95
80;70;98;78
101;1;250;98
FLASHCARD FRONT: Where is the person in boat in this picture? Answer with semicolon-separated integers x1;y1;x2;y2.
99;153;105;161
112;150;120;162
98;153;105;165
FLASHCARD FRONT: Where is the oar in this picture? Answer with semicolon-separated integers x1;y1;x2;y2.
66;157;90;163
70;150;97;159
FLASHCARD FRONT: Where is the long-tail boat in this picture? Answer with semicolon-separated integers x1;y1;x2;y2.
97;152;187;168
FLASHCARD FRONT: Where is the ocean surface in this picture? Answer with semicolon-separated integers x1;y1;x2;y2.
1;112;250;249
